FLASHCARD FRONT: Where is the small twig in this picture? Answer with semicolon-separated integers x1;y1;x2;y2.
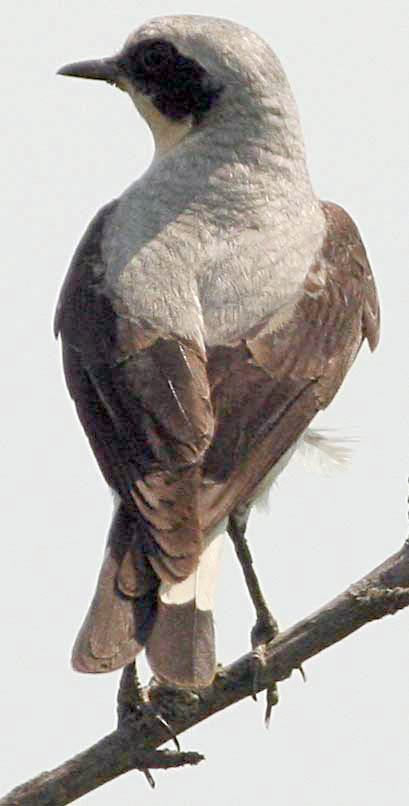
131;747;205;771
0;734;204;806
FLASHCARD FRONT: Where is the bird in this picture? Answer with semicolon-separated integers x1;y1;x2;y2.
55;15;380;691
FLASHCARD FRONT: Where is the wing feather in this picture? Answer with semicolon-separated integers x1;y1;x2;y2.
56;206;214;588
199;201;380;530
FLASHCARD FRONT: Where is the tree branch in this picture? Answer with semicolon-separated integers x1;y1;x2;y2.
2;539;408;806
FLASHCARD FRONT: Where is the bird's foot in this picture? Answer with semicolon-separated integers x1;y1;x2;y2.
147;677;201;726
117;664;205;788
251;611;279;649
117;663;180;750
250;611;280;726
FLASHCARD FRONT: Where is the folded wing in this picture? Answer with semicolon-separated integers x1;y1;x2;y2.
55;202;215;678
200;201;380;529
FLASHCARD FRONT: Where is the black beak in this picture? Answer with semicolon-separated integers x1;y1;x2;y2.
57;57;120;85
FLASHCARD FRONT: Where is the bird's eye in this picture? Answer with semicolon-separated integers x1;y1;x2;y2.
140;40;175;72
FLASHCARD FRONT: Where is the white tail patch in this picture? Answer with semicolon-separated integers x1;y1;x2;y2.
159;520;226;610
146;520;226;687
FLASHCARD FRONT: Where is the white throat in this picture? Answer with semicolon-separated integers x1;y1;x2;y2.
124;82;193;159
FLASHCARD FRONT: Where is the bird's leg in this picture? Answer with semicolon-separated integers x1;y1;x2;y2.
117;661;144;725
228;505;279;646
117;661;180;750
227;505;279;724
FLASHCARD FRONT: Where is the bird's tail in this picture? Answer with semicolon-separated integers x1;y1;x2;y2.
71;503;158;674
71;502;224;687
145;526;225;688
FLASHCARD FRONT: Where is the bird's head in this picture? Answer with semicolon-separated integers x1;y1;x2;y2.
58;15;298;159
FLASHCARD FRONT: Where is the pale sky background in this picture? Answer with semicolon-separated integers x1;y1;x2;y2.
1;1;408;803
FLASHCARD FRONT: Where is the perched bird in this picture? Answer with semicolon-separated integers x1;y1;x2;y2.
55;15;380;690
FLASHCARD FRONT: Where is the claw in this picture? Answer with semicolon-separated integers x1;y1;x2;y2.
298;665;307;683
133;701;180;751
264;682;279;728
251;615;278;703
250;645;279;723
117;662;180;749
154;712;180;751
143;769;156;789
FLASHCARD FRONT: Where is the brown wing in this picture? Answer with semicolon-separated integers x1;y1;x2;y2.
200;201;380;530
55;203;214;586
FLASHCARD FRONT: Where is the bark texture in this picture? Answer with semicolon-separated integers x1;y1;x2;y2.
2;539;408;805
